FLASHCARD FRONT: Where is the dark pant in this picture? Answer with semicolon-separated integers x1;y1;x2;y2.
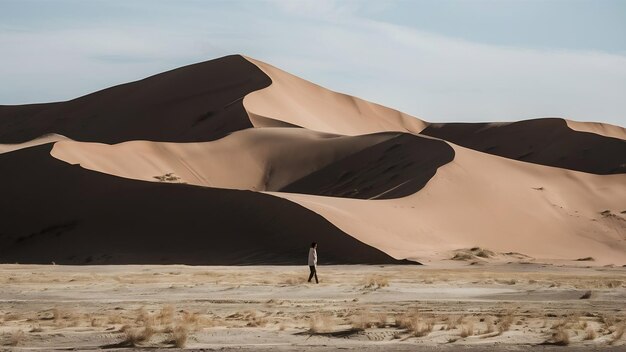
308;265;318;283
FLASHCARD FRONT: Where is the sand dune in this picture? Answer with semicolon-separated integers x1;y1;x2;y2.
422;118;626;174
0;144;406;265
243;56;428;136
274;143;626;265
0;133;69;154
0;54;624;266
51;128;395;191
0;55;270;144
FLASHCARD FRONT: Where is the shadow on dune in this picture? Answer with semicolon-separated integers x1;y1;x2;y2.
0;144;414;265
280;134;455;199
422;118;626;175
0;55;271;144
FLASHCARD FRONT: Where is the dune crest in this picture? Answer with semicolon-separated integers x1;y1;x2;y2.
0;134;69;154
565;119;626;140
50;128;396;192
242;56;428;136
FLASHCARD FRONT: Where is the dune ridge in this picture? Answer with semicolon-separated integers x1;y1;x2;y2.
242;56;428;136
50;128;397;192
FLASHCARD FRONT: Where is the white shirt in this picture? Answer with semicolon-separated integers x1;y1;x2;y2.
308;248;317;266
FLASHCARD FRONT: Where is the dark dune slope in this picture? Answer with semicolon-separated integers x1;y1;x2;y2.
0;55;271;144
421;118;626;175
0;145;410;265
280;134;455;199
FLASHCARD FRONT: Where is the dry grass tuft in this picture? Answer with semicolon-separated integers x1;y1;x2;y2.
610;323;625;345
350;310;373;329
394;310;419;330
551;327;570;345
412;319;434;337
122;326;154;346
163;325;188;348
363;275;389;289
484;316;495;334
460;322;474;338
373;312;388;328
601;314;617;328
497;313;514;334
157;305;174;325
584;327;596;340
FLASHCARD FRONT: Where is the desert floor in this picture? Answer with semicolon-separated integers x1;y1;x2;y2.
0;263;625;351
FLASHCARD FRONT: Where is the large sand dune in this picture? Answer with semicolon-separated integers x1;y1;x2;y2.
0;54;624;265
0;144;406;265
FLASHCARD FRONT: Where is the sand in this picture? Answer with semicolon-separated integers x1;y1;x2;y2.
243;56;428;136
0;263;624;350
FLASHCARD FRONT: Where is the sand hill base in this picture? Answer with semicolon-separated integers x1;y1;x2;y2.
1;263;625;351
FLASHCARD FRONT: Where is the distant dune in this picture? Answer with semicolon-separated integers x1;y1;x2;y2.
0;54;624;265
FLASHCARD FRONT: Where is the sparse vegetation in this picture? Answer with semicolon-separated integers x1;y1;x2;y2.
550;327;570;345
584;327;596;340
363;275;389;289
460;322;474;337
153;173;185;183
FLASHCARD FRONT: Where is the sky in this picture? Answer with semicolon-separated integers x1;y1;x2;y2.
1;0;625;125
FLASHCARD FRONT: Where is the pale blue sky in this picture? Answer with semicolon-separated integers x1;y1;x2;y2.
1;0;625;125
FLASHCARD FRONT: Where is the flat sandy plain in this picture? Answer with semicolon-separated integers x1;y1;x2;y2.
0;263;625;351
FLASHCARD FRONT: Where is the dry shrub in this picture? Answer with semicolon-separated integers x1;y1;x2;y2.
445;315;462;330
413;319;434;337
123;326;154;346
157;305;174;325
497;313;514;334
395;311;419;330
181;311;199;326
363;275;389;289
135;307;153;326
550;327;570;345
29;326;43;333
373;312;388;328
351;310;374;330
584;327;596;340
601;314;617;328
484;316;495;334
610;324;625;345
8;330;24;346
309;313;334;333
460;322;474;337
166;325;188;348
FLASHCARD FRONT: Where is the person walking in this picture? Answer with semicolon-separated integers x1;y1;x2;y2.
307;242;319;284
